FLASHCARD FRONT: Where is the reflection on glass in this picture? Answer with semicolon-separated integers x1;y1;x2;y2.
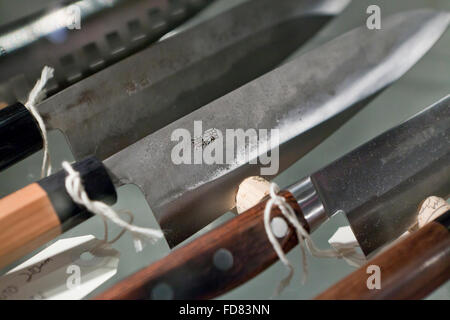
0;0;121;53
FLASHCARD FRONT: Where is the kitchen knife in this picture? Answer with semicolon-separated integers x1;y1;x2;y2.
315;209;450;300
94;95;450;300
0;0;213;103
110;9;449;247
0;0;349;171
0;9;448;268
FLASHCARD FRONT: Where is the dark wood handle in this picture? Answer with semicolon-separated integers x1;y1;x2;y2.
315;217;450;300
95;191;308;300
0;157;116;269
0;102;43;171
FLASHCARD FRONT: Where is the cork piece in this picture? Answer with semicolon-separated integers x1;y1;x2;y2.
417;196;450;228
235;176;270;214
0;102;8;110
409;196;450;232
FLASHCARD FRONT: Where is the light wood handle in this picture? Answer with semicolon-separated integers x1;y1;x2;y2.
0;157;116;269
0;183;61;269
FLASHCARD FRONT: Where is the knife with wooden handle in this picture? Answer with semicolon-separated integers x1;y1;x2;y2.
315;210;450;300
0;157;116;269
94;95;449;299
1;10;448;269
96;190;306;300
0;0;348;170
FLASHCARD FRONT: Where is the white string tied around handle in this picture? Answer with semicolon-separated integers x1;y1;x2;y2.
263;183;365;296
62;161;164;252
25;66;54;178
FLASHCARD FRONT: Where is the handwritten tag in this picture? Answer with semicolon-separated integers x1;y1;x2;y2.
0;235;119;300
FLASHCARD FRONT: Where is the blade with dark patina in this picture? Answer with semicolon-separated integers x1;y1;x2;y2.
104;9;450;246
312;95;450;256
38;0;348;161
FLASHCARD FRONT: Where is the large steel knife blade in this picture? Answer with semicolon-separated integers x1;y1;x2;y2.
0;0;349;170
311;95;450;255
104;9;450;246
94;95;450;300
0;9;447;269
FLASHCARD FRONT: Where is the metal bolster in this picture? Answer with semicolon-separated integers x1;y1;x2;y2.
287;176;328;231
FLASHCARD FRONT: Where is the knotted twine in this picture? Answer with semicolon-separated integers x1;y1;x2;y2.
264;183;365;295
62;161;164;252
25;66;162;251
25;66;54;178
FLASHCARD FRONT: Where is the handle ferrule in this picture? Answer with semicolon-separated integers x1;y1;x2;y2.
38;156;117;231
0;102;43;170
287;176;328;232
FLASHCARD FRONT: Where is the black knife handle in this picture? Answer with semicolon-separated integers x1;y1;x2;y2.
0;102;43;170
95;191;309;300
0;156;117;269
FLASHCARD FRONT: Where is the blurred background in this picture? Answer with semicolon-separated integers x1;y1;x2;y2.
0;0;449;299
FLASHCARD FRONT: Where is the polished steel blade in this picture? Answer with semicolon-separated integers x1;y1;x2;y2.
312;95;450;256
105;9;450;246
38;0;348;161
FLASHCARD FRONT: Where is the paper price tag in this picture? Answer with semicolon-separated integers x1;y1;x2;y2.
0;235;119;300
